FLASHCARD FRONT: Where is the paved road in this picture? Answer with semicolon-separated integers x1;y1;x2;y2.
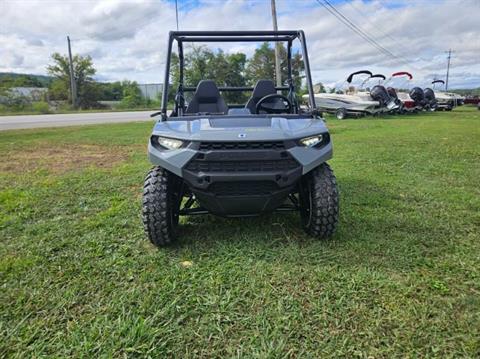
0;111;156;131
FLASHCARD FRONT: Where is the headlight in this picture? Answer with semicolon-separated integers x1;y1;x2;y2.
156;136;184;150
299;134;323;147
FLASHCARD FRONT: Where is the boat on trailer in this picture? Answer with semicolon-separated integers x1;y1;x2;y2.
307;70;398;119
432;80;463;111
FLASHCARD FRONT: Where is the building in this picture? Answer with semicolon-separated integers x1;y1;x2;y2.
0;87;48;104
10;87;48;101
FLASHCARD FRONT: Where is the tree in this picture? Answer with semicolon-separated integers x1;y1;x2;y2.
47;53;99;108
119;80;143;108
245;42;304;92
97;81;124;101
245;43;276;85
167;43;304;106
0;74;44;88
48;79;69;101
169;46;248;104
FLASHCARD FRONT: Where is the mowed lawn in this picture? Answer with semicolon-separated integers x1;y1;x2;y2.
1;107;479;357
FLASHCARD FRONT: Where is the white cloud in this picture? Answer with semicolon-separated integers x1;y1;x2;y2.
1;0;479;88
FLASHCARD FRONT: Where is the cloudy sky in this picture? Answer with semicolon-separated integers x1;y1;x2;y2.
1;0;479;89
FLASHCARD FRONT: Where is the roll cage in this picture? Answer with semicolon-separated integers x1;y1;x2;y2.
159;30;317;120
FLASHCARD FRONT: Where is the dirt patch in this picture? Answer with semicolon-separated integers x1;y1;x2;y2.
0;143;136;174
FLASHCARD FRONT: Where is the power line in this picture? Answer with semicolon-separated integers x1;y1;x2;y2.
347;1;413;59
347;1;433;67
316;0;398;60
315;0;413;68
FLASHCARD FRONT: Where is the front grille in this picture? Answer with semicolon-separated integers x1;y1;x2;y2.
185;158;298;172
209;181;278;196
198;141;285;151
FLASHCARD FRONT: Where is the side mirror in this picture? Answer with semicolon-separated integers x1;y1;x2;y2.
150;112;167;121
150;111;162;118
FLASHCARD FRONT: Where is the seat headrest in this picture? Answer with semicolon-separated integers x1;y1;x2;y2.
195;80;222;103
252;80;276;100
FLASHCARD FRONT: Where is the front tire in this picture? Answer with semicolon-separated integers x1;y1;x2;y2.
299;163;339;238
142;166;181;247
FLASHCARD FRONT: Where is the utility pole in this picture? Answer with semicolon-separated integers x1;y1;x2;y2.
67;36;77;108
445;49;454;91
271;0;282;87
175;0;179;31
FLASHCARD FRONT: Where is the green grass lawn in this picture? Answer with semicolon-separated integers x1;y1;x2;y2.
1;106;479;357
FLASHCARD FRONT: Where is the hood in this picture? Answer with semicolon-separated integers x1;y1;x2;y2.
152;116;328;142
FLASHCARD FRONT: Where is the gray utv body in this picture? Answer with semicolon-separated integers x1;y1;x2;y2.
143;31;339;246
149;112;332;216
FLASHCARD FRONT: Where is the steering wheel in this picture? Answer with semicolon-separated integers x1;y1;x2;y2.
255;94;292;114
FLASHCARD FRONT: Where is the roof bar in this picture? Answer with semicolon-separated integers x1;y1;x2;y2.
177;36;295;43
172;30;299;37
182;86;290;92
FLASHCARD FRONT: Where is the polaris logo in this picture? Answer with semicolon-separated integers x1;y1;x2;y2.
238;133;247;138
215;152;268;160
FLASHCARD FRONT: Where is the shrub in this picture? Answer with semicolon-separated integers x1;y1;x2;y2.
56;102;73;112
32;101;50;114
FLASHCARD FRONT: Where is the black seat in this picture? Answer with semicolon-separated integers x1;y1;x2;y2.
245;80;281;114
185;80;228;114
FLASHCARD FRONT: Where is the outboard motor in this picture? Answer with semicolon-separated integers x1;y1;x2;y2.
370;85;397;110
409;87;425;108
423;87;436;110
387;87;403;108
387;87;397;99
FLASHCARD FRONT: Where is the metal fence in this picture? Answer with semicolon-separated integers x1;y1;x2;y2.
137;83;163;100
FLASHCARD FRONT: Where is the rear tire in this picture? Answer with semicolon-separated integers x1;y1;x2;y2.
142;166;181;247
299;163;339;238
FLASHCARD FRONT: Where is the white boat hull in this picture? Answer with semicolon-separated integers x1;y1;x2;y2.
435;91;456;109
308;93;381;115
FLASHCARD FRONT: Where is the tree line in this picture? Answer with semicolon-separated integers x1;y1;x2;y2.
1;42;307;112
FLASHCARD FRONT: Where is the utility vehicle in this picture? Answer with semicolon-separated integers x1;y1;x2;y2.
143;31;339;246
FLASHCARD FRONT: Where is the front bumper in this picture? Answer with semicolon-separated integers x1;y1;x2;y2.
148;138;332;216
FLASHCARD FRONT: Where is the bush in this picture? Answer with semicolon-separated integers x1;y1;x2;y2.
51;102;72;112
32;101;50;114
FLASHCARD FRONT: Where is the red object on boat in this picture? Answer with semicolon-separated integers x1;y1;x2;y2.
465;98;479;105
